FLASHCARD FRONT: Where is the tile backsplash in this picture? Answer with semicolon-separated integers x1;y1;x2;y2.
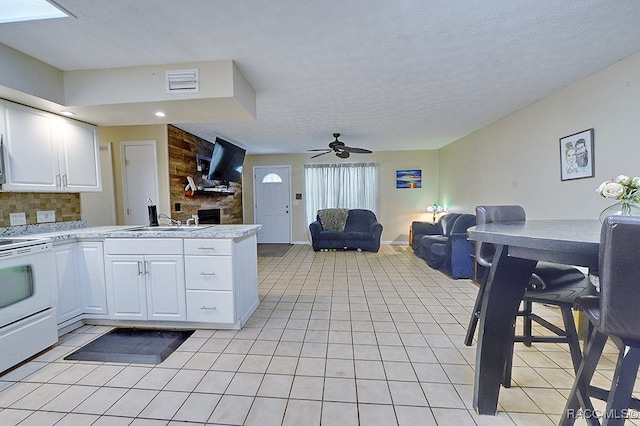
0;192;81;227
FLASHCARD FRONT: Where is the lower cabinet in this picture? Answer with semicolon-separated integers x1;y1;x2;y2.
184;236;258;327
78;241;107;317
53;236;256;328
184;239;234;323
104;239;185;321
54;242;83;325
54;241;107;329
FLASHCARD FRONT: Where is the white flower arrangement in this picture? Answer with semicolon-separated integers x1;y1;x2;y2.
596;175;640;203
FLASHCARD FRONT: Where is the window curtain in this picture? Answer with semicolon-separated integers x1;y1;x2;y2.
304;162;379;225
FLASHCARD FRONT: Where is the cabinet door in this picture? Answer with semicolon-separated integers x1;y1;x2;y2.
58;119;101;192
145;255;186;321
78;242;107;316
105;255;147;320
3;104;58;191
54;243;82;325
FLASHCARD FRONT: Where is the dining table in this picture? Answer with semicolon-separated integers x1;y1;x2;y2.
466;219;602;415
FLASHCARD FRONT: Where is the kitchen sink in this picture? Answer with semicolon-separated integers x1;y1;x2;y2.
128;225;212;232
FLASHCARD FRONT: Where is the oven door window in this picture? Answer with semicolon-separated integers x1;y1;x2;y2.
0;265;34;308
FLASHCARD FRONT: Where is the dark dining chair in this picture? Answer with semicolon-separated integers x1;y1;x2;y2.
560;216;640;426
465;205;596;387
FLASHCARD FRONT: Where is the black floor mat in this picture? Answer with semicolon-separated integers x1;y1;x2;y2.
64;328;194;364
257;243;293;257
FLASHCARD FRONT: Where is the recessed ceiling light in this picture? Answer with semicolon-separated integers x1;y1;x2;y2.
0;0;71;24
155;112;166;117
60;111;75;117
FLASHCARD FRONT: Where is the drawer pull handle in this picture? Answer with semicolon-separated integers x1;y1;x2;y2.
200;306;216;310
199;272;216;276
198;247;216;250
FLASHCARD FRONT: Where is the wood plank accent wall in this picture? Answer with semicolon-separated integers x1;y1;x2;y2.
167;125;243;224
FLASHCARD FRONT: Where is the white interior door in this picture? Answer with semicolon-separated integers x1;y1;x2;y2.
121;141;159;226
254;166;291;243
81;142;116;226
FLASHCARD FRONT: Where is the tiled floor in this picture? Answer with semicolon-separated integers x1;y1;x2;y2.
0;244;637;425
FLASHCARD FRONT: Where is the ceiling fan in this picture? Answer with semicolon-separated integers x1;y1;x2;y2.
309;133;372;159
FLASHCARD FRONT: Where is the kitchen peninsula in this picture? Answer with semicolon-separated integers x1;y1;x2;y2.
27;224;261;334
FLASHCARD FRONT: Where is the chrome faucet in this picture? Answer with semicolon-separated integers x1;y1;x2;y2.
185;215;199;226
158;213;181;226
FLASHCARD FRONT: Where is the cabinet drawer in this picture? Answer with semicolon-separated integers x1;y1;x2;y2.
186;290;234;323
185;256;233;290
105;239;182;255
184;239;232;256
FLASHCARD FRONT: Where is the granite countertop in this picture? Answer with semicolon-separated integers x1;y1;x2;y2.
1;221;262;242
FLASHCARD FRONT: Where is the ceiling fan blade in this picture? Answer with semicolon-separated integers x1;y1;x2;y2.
308;148;331;152
311;151;331;159
341;146;372;154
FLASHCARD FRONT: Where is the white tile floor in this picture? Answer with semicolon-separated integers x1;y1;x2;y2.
0;244;638;425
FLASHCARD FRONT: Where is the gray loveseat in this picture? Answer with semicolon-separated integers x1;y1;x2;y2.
309;208;383;252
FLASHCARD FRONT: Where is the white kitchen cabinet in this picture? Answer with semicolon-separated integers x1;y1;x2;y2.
0;101;101;192
58;119;101;192
77;242;107;317
105;255;146;320
104;239;185;321
184;235;258;326
54;242;83;325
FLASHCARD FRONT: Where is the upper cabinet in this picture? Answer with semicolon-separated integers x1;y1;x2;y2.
58;119;101;191
0;101;101;192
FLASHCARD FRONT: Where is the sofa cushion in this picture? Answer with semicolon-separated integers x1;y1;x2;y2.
319;231;345;240
344;231;374;241
344;209;378;232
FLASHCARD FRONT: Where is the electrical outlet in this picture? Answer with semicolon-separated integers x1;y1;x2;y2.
36;210;56;223
9;212;27;226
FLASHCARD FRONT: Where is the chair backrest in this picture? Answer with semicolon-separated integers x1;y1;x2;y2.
474;205;526;267
598;215;640;342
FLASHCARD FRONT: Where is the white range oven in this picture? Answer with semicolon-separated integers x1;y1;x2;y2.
0;237;58;374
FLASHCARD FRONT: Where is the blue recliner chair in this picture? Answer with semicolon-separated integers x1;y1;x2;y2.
429;214;476;279
411;213;462;260
411;213;476;279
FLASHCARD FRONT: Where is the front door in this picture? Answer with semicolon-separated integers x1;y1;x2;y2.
253;166;291;243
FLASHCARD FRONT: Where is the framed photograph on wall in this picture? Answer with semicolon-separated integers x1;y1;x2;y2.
560;128;594;181
396;169;422;188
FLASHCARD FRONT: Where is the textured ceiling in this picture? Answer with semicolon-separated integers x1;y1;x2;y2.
1;1;640;154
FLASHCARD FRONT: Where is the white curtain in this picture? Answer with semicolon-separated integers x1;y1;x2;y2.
304;162;379;225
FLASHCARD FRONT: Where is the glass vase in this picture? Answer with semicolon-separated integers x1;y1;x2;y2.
599;200;640;223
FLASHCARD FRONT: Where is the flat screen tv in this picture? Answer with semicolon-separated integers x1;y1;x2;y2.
207;137;246;183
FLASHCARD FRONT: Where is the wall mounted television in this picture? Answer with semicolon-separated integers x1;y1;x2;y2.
207;137;246;183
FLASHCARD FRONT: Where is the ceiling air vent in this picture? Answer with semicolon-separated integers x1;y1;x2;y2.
165;68;199;93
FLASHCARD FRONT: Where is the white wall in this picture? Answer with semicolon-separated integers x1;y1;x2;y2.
80;143;117;226
439;52;640;219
